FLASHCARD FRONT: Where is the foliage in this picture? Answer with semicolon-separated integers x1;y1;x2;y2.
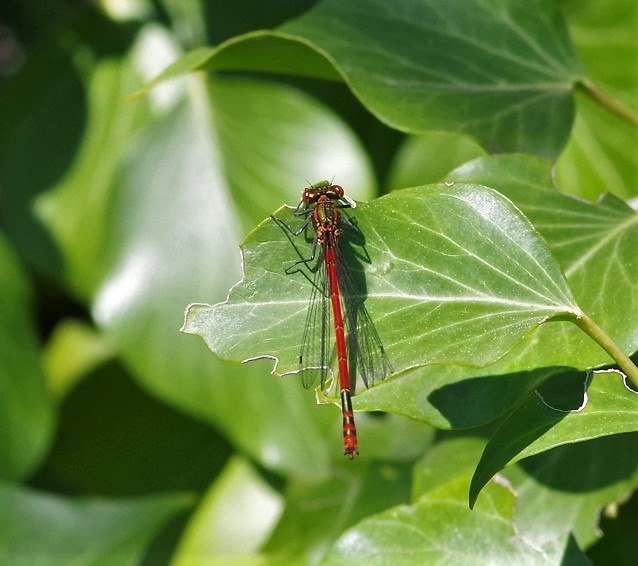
1;0;637;563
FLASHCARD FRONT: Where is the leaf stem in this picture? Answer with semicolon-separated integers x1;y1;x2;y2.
574;314;638;389
576;78;638;129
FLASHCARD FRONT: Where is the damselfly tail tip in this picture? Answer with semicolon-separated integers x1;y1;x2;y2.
344;446;359;460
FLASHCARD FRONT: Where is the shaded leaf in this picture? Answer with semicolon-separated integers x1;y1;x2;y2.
354;364;561;428
0;234;55;481
470;369;638;508
0;37;83;276
322;475;589;565
0;483;192;565
503;433;638;549
184;183;582;383
587;490;638;565
32;362;231;497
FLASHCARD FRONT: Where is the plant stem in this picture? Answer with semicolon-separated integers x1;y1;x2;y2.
576;78;638;129
574;314;638;389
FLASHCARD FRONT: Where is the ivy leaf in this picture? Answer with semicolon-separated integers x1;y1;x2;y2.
449;153;638;370
0;483;192;565
281;0;584;158
172;457;282;562
138;0;585;158
321;475;589;565
263;461;413;565
39;30;377;477
353;364;561;428
183;183;583;382
503;433;638;549
470;369;638;508
0;235;55;481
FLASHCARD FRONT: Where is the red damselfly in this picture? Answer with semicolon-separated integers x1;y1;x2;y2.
272;180;392;458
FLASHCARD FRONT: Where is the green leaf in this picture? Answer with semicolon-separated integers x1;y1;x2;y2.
555;93;638;201
34;361;231;497
0;37;82;276
503;432;638;549
470;369;638;508
184;183;582;382
142;0;585;158
321;475;589;565
354;364;561;428
387;132;487;189
264;462;413;565
412;436;487;499
563;0;638;101
41;319;113;400
556;0;638;201
282;0;585;157
0;234;55;481
86;93;333;478
173;457;282;563
36;54;152;299
207;77;377;230
40;26;377;477
587;490;638;564
448;153;638;370
0;483;192;565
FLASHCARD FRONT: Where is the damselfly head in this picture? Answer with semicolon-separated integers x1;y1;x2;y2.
303;181;345;205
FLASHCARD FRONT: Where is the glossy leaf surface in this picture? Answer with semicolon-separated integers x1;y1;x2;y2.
141;0;585;158
184;183;582;384
322;475;588;565
470;369;638;507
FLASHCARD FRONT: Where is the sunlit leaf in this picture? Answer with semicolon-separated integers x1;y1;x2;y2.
555;94;638;201
140;0;585;158
322;475;588;565
560;0;638;202
36;53;152;299
173;457;282;564
387;132;487;189
264;462;413;565
449;153;638;370
39;28;375;477
184;183;582;382
412;437;487;499
42;319;112;400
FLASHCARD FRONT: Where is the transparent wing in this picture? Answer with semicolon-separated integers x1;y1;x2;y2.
298;256;334;390
336;232;393;391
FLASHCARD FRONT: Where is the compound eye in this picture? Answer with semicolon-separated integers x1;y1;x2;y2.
332;184;344;197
